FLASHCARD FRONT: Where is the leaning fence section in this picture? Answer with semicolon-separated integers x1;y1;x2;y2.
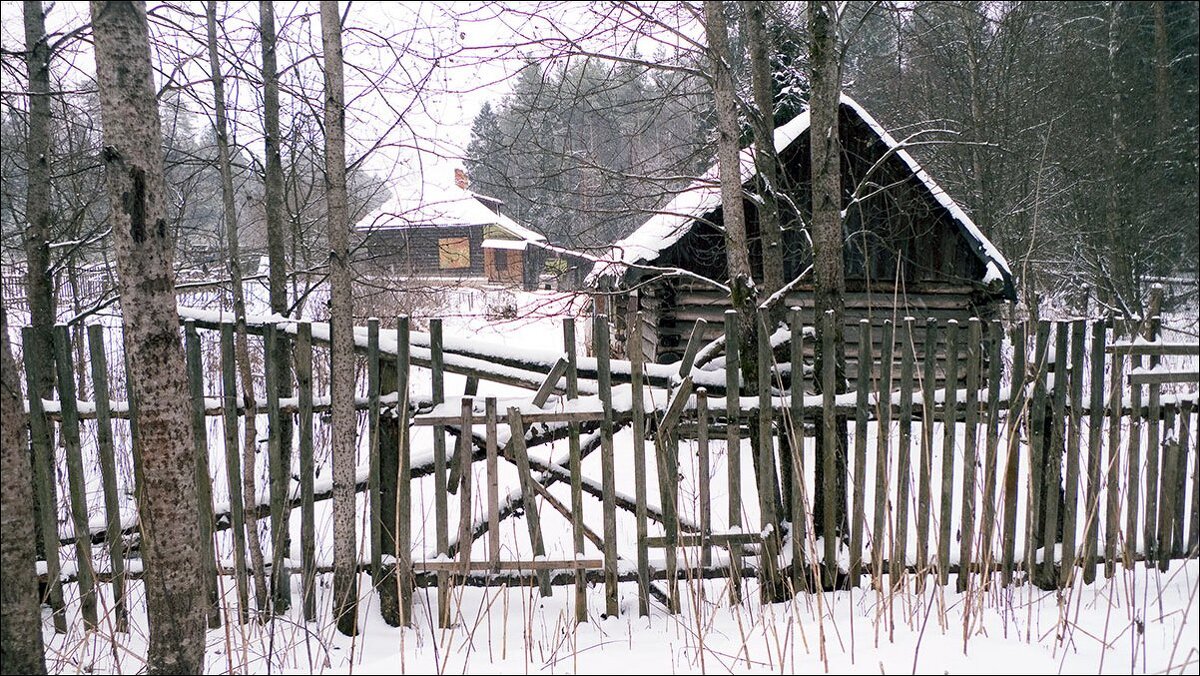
16;308;1199;632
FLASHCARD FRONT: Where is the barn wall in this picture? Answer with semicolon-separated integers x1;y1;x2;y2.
631;278;1006;387
360;224;486;277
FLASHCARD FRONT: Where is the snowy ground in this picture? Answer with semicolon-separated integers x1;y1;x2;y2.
26;282;1200;674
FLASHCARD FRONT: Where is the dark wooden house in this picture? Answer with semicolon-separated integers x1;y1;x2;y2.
356;186;548;287
589;95;1015;380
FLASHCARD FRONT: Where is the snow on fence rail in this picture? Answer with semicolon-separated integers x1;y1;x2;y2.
14;310;1200;634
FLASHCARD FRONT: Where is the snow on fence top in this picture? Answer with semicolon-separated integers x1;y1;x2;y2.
587;94;1013;289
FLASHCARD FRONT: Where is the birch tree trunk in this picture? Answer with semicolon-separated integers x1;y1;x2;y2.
205;0;270;619
321;0;358;637
809;0;848;561
89;2;206;671
1;305;46;674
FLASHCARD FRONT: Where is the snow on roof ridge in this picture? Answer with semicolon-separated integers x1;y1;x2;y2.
589;94;1011;285
355;185;546;243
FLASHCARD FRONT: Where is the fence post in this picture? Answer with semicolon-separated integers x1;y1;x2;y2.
1025;321;1051;583
915;318;939;591
957;318;981;592
849;319;871;588
264;324;290;611
396;317;413;625
219;323;251;622
978;321;1003;588
623;311;650;617
871;320;894;590
368;318;382;580
595;314;620;616
87;323;129;631
788;308;807;593
1059;320;1086;587
893;318;915;587
1104;319;1124;578
725;310;743;602
53;324;98;629
20;327;66;632
757;308;781;600
184;321;220;626
1001;322;1028;585
296;322;317;622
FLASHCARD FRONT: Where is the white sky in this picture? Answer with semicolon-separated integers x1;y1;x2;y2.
1;1;706;206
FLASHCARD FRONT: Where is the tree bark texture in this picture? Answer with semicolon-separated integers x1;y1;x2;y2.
90;2;206;671
321;0;359;637
21;0;56;404
1;305;47;675
746;0;785;306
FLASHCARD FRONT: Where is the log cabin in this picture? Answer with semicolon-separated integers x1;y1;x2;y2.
588;95;1016;383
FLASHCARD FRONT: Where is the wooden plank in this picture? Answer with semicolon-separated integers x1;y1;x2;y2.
1125;334;1143;564
1038;322;1068;585
1128;370;1199;386
724;310;743;603
756;307;780;601
53;324;97;629
937;319;959;587
977;321;1003;588
457;398;474;574
1145;347;1162;564
564;318;587;622
646;532;761;547
697;388;712;569
1082;321;1105;584
219;324;251;622
263;324;290;611
1107;342;1200;357
185;321;220;626
849;319;871;588
532;357;569;408
414;559;603;572
1059;320;1086;587
87;324;129;631
916;318;938;590
788;308;807;592
20;327;66;632
957;319;981;592
595;314;619;616
627;310;650;617
507;408;553;596
1001;322;1027;585
892;318;915;587
295;322;316;622
1104;322;1124;577
1174;401;1192;557
368;318;382;578
678;318;708;376
413;409;605;426
1025;321;1051;581
395;317;413;625
871;320;894;591
1187;400;1199;557
820;311;839;588
485;399;501;567
1156;407;1178;571
429;318;450;626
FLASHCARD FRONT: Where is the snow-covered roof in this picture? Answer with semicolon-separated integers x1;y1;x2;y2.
356;185;546;243
588;94;1012;292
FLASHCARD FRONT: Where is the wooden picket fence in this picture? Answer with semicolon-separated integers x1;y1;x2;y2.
17;308;1199;632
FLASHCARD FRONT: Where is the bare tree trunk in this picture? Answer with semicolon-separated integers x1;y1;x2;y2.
746;1;785;305
89;2;205;672
321;0;358;637
21;0;57;559
1;305;46;674
809;0;848;566
205;0;270;619
704;0;756;347
21;0;56;402
259;5;295;591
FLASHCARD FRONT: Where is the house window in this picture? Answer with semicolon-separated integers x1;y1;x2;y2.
438;237;470;269
494;249;507;269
